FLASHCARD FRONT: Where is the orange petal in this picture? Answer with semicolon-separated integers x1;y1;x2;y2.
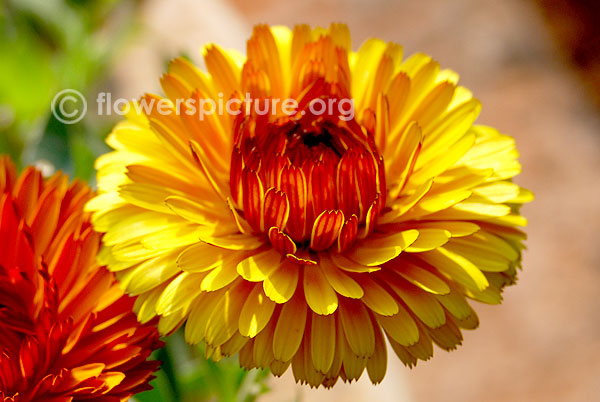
263;188;290;230
310;210;344;251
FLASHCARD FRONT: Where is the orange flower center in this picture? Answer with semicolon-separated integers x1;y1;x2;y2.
230;97;386;256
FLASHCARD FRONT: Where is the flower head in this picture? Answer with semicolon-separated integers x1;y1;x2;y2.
88;24;533;387
0;157;163;401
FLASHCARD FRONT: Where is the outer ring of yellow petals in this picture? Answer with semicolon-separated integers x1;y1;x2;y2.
87;23;532;388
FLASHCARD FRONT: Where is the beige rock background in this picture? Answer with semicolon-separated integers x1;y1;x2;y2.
108;0;600;401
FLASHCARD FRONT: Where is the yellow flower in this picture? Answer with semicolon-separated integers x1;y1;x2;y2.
88;23;533;387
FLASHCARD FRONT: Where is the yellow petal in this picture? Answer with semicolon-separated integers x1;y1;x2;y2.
375;305;419;346
405;327;433;360
69;363;105;382
509;187;535;204
360;276;399;316
221;332;250;357
409;132;476;185
102;210;180;246
417;98;481;167
429;321;463;351
134;284;166;323
119;182;173;214
303;334;326;386
380;180;433;224
205;282;252;346
387;337;416;368
366;320;387;384
262;260;299;303
410;190;473;217
167;57;213;96
203;44;241;100
165;195;228;226
177;243;232;272
310;312;336;373
158;309;186;335
183;293;220;344
123;251;180;295
201;263;239;291
472;181;520;203
201;233;264;251
329;252;380;273
383;272;446;328
435;286;473;320
410;220;480;237
303;265;338;315
419;247;489;292
237;248;282;282
252;316;276;368
140;223;204;250
239;284;276;338
456;230;519;261
319;255;364;299
409;81;456;130
444;242;510;272
385;72;410;134
453;201;511;217
97;372;125;390
405;229;451;252
156;272;206;315
110;241;165;262
385;121;422;199
395;260;451;295
351;38;388;111
348;230;419;266
273;293;307;361
338;298;375;357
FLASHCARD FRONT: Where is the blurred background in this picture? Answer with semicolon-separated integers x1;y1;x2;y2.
1;0;599;401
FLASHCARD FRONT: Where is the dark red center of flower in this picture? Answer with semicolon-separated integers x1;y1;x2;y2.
230;99;386;255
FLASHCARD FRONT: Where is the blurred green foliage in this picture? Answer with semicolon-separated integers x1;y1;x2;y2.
0;0;138;178
136;331;270;402
0;1;271;400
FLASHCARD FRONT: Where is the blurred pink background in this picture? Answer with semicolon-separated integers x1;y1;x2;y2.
105;0;600;400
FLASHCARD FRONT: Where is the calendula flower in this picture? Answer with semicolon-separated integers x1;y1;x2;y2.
0;156;163;401
87;24;532;387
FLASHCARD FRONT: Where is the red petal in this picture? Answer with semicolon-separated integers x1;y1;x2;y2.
308;158;337;218
310;210;344;251
278;165;307;242
264;188;290;230
242;168;265;232
268;227;297;255
337;215;358;253
229;148;244;207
